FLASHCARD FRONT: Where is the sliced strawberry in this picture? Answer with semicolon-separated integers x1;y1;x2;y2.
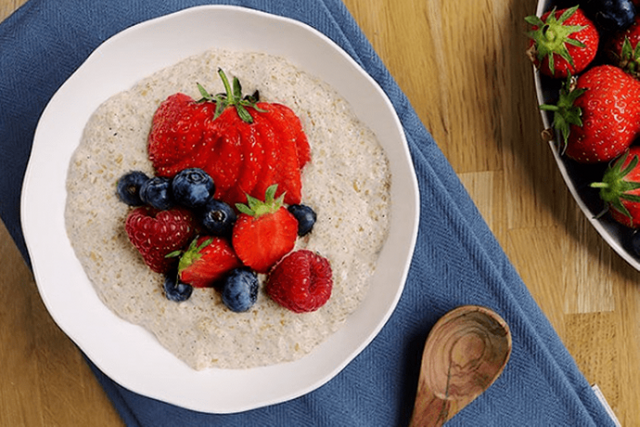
252;117;278;204
177;236;241;288
148;93;215;177
266;250;333;313
147;70;311;207
204;111;243;200
221;115;264;206
232;185;298;273
273;103;311;169
262;105;304;205
124;206;197;274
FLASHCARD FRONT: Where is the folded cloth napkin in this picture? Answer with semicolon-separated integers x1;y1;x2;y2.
0;0;617;425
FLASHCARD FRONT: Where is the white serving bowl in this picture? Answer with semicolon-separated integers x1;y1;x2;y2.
21;5;420;413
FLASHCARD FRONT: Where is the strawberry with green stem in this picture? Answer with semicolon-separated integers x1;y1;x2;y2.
606;15;640;78
174;235;241;288
538;73;585;155
539;65;640;163
232;184;298;274
591;147;640;228
526;5;599;78
196;69;265;123
148;69;311;207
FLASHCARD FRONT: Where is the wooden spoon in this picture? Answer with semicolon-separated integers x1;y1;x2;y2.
409;305;512;427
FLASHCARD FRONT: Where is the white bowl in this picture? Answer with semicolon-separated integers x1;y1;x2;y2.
21;5;420;413
533;0;640;271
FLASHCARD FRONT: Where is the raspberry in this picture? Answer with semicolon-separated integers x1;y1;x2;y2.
124;206;196;274
265;250;333;313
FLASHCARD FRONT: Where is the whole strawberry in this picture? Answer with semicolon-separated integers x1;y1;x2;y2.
232;184;298;273
125;206;197;274
606;15;640;78
266;250;333;313
526;5;599;78
177;236;241;288
540;65;640;163
591;147;640;228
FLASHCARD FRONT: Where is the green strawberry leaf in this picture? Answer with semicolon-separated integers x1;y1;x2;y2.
235;184;286;218
195;70;268;123
524;15;544;27
591;152;640;222
177;237;213;273
619;37;640;77
539;73;584;153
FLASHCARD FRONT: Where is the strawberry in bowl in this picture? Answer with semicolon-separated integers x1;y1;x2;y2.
526;5;599;78
148;69;310;207
539;65;640;163
591;146;640;228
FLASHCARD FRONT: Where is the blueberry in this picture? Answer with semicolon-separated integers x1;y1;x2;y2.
199;199;237;237
116;171;149;206
221;268;259;312
140;176;174;210
582;0;636;32
288;204;317;236
172;168;216;208
163;270;193;302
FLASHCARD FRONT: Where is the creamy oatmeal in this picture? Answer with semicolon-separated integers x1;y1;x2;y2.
65;49;391;370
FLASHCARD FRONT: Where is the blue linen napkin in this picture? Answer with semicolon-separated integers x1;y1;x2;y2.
0;0;617;425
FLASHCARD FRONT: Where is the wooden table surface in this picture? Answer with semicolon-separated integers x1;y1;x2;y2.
2;0;639;425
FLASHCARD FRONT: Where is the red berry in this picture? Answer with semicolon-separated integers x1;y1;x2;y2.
591;146;640;228
177;236;241;288
232;185;298;273
526;6;599;78
266;250;333;313
606;15;640;78
259;104;306;205
148;93;216;177
540;65;640;163
124;206;197;274
146;70;311;208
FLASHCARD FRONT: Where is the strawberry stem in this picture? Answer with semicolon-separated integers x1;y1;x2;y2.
525;5;586;75
236;184;285;218
177;237;213;273
618;37;640;78
591;152;640;221
538;73;585;153
196;69;267;124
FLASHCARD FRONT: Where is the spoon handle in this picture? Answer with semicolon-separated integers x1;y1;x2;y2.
408;380;452;427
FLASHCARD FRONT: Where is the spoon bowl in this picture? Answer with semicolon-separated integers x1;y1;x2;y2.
409;305;511;427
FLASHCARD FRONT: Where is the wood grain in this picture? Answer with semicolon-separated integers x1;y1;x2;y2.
2;0;639;425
